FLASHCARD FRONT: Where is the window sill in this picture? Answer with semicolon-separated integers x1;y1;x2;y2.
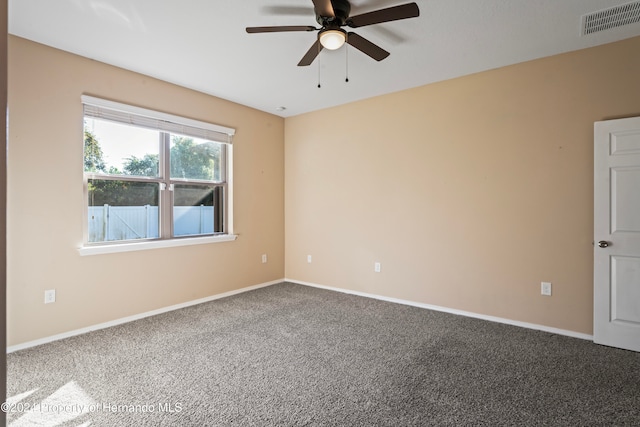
78;234;237;256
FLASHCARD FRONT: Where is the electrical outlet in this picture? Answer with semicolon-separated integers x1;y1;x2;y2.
262;254;267;263
541;282;552;296
374;262;381;273
44;289;56;304
307;255;312;263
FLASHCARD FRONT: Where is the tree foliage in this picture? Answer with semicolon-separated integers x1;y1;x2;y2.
170;136;221;181
123;154;159;177
84;129;106;173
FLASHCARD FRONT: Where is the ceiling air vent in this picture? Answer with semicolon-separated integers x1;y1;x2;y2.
582;1;640;35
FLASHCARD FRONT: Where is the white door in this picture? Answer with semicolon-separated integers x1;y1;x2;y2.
594;117;640;352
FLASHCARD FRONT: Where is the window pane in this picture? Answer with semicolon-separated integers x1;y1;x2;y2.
173;184;217;237
170;135;223;181
84;118;160;177
87;179;159;242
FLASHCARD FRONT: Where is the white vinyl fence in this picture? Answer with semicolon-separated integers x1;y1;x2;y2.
88;205;214;242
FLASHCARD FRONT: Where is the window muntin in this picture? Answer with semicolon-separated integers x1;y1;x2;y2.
82;96;234;246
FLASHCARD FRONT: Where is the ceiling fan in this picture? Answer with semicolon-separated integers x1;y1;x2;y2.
246;0;420;66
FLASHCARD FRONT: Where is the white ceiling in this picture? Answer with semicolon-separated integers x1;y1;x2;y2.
8;0;640;117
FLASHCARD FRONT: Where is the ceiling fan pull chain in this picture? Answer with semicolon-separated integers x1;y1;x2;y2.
317;44;322;88
345;44;349;82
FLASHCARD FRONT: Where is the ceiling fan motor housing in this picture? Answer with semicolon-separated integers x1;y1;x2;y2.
316;0;351;26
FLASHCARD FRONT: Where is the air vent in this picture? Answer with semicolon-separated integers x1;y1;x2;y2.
582;1;640;35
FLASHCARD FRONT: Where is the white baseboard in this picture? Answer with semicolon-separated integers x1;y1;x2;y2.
7;278;284;353
286;278;594;341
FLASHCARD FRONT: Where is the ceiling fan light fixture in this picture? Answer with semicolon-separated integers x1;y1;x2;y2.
319;29;346;50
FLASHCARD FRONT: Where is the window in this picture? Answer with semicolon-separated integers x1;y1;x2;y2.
82;96;234;249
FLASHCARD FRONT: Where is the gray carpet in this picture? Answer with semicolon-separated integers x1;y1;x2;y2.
6;282;640;426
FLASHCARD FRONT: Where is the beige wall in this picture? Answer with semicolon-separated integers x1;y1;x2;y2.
285;36;640;335
7;36;285;346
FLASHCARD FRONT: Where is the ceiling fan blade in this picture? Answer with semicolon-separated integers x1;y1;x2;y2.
348;2;419;28
312;0;335;17
347;32;389;61
298;40;324;66
262;6;314;16
246;26;317;33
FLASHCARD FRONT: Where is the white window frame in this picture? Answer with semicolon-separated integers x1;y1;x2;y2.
79;95;236;256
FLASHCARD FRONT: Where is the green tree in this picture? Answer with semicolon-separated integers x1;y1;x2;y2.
170;136;221;181
123;154;159;177
84;128;106;172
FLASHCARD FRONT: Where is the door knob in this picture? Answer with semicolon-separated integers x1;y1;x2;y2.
598;240;610;248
